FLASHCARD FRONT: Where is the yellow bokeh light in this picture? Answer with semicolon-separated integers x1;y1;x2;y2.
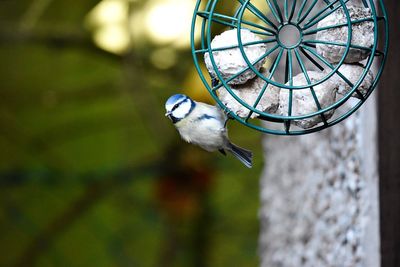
93;24;131;54
144;0;196;47
86;0;203;53
85;0;131;55
86;0;128;26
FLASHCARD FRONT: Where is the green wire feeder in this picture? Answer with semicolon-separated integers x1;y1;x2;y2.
191;0;388;135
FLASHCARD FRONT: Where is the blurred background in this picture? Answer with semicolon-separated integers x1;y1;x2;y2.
0;0;266;266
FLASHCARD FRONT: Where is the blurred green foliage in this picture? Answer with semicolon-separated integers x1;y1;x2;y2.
0;0;264;266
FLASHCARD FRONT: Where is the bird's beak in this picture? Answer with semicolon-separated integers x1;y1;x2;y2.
165;111;171;117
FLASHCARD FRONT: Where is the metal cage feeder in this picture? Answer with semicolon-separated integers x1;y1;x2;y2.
191;0;388;135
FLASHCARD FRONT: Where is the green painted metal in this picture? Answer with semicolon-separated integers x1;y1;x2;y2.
191;0;388;135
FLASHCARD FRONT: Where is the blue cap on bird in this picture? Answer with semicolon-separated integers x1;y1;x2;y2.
165;94;189;110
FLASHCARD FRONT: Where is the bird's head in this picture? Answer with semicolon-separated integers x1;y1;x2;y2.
165;94;195;124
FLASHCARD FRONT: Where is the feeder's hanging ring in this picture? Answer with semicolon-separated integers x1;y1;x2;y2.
191;0;388;135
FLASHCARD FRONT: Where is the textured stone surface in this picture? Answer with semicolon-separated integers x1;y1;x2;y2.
347;0;365;6
259;95;379;267
278;71;338;129
316;6;374;63
329;64;374;99
218;68;280;118
204;29;267;85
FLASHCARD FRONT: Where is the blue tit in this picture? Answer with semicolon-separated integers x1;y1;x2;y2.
165;94;253;168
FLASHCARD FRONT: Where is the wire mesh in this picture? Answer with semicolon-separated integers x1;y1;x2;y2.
191;0;388;135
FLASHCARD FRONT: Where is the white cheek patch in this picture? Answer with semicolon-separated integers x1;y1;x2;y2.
165;103;174;112
172;100;192;119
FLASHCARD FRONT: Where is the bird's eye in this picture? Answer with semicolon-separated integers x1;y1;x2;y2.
173;104;179;110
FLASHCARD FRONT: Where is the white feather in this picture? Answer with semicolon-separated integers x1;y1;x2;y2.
175;102;227;152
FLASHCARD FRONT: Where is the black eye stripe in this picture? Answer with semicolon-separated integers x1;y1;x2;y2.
171;97;189;111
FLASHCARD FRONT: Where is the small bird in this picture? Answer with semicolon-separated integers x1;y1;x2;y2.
165;94;253;168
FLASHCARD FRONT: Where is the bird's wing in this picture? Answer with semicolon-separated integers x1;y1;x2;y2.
193;103;225;130
197;103;226;120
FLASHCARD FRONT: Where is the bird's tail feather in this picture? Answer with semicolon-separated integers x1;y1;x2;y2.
227;142;253;168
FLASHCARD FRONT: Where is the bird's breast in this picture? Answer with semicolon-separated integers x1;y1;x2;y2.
176;114;226;151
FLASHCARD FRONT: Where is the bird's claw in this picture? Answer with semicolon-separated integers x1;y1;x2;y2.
224;113;233;128
211;77;219;88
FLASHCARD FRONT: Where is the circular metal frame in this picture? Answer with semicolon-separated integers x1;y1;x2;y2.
191;0;389;135
276;24;303;49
